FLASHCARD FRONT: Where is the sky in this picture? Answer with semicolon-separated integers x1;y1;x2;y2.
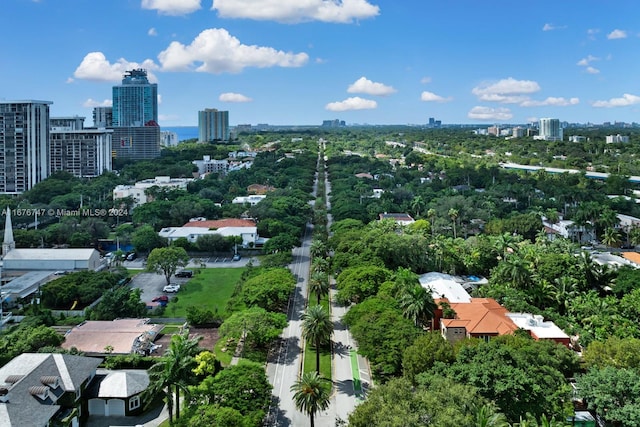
2;0;640;126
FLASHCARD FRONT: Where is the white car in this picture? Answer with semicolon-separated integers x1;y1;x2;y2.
163;284;180;293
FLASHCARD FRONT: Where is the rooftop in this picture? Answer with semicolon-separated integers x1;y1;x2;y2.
61;319;163;355
442;298;519;336
2;248;98;261
419;272;472;303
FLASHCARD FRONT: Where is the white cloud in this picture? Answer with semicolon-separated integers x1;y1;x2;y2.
157;94;162;104
148;27;158;36
82;98;112;108
211;0;380;23
420;76;432;84
66;77;74;84
420;91;452;102
472;77;540;102
592;93;640;108
587;28;599;35
520;97;579;107
347;77;396;96
325;97;377;111
141;0;201;15
74;52;159;82
542;23;566;31
158;28;308;73
219;92;253;102
607;29;627;39
526;117;539;124
577;54;599;66
586;66;600;74
467;106;513;121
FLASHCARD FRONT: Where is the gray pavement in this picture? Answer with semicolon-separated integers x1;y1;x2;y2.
265;224;312;426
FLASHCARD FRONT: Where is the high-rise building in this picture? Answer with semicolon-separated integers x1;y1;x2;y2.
0;100;52;194
537;118;563;141
198;109;229;142
112;69;157;127
160;130;179;147
49;117;112;178
93;107;113;128
111;125;160;160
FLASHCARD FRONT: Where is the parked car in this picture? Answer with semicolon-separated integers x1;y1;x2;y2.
126;252;137;261
232;254;241;261
152;295;169;303
163;284;180;293
175;270;193;278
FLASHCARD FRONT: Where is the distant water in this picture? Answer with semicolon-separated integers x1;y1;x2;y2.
162;126;198;142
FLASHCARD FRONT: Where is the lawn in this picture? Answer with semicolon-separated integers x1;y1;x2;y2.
303;294;332;379
160;268;244;319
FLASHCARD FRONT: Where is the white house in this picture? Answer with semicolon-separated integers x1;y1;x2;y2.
113;176;194;207
158;218;261;248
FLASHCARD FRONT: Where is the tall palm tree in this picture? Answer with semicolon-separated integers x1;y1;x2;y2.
291;372;332;427
410;195;425;218
427;208;437;236
448;208;459;238
145;331;201;423
301;305;333;375
399;284;437;329
309;271;330;305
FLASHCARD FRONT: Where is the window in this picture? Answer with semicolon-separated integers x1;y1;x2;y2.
129;395;141;411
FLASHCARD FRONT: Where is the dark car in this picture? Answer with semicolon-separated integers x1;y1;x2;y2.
175;270;193;278
152;295;169;303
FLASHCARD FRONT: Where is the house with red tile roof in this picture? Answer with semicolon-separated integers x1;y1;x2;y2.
439;298;519;344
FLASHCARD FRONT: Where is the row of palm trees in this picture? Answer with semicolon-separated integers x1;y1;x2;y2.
290;153;334;427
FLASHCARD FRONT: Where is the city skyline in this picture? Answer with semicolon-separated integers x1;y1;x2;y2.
2;1;640;126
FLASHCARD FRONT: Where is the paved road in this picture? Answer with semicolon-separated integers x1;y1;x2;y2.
265;224;313;426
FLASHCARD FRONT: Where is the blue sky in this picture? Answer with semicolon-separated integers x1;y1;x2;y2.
2;0;640;126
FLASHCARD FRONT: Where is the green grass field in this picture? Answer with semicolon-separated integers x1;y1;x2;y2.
161;268;245;318
303;294;332;379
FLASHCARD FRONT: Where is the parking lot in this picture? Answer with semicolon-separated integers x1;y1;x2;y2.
124;256;256;306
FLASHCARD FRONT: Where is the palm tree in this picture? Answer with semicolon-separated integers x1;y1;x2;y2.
145;331;201;423
472;403;508;427
291;372;332;427
310;239;328;259
301;305;333;375
602;227;621;248
427;208;437;236
308;271;330;305
448;208;459;238
410;195;425;218
399;284;437;329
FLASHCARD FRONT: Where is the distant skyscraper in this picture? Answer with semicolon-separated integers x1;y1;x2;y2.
0;100;52;194
160;130;179;147
198;109;229;142
93;107;113;127
112;69;157;127
537;118;563;141
111;69;160;159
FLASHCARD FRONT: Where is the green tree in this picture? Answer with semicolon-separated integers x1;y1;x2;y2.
308;271;330;305
291;372;331;427
219;307;287;349
301;305;333;375
131;224;167;254
582;337;640;369
398;284;437;328
240;268;296;312
145;331;201;423
146;246;190;285
89;287;147;320
191;361;271;425
402;332;454;384
577;366;640;427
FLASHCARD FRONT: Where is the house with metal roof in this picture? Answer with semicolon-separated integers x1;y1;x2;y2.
0;353;102;427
